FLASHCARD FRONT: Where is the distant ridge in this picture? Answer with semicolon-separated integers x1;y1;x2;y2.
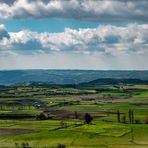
0;70;148;85
79;78;148;86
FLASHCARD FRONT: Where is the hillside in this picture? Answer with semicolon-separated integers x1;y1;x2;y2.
0;70;148;85
79;78;148;86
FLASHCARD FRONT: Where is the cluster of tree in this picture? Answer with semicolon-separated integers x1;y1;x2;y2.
57;144;66;148
117;109;135;123
117;109;148;124
36;113;52;120
36;112;93;125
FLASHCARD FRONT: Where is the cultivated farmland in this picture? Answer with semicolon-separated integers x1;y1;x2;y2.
0;82;148;148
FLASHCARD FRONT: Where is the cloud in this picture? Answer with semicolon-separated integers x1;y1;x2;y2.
0;0;148;22
0;0;16;5
0;24;10;40
0;23;148;70
9;30;43;54
0;23;148;56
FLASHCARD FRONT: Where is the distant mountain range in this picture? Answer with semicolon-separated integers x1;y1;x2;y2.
0;70;148;85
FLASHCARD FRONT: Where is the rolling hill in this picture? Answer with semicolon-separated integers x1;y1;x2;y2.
0;70;148;85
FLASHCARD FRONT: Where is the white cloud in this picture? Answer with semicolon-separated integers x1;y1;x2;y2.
0;23;148;70
0;23;148;56
0;0;148;22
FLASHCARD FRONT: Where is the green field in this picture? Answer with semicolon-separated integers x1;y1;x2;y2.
0;84;148;148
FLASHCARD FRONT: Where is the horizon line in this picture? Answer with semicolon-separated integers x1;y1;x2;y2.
0;68;148;71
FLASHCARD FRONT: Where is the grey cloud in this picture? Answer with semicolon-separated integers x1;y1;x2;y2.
0;0;16;5
0;24;10;40
0;0;148;22
11;39;43;54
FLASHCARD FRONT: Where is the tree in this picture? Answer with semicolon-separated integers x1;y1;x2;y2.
117;110;120;123
121;115;126;123
129;109;134;124
74;111;78;119
128;109;132;123
84;113;93;124
131;110;134;124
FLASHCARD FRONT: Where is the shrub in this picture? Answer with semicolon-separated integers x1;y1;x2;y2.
135;119;141;124
144;116;148;124
57;144;66;148
15;142;30;148
36;113;46;120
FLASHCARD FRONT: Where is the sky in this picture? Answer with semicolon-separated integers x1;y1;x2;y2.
0;0;148;70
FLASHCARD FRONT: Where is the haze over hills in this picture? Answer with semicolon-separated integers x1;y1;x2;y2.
0;70;148;85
